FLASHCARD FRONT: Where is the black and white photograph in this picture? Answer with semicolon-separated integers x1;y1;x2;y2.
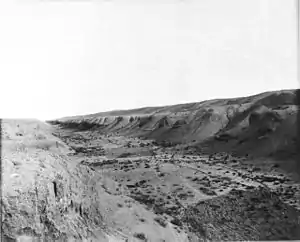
0;0;300;241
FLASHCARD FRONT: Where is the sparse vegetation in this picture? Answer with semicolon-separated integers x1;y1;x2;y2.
154;217;167;227
36;134;46;140
133;232;147;241
170;217;182;227
118;152;133;158
3;89;300;241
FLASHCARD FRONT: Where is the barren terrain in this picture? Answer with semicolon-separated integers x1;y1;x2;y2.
2;89;300;241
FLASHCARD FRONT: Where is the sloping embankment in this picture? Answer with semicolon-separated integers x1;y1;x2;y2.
1;119;188;242
1;119;118;241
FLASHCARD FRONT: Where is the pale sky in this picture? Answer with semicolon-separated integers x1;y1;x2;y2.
0;0;298;120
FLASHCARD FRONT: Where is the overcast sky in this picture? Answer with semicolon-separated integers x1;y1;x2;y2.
0;0;298;120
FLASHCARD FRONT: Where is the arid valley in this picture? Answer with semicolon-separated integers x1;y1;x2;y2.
2;89;300;241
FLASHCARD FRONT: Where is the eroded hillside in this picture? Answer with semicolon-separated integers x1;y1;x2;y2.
52;89;299;174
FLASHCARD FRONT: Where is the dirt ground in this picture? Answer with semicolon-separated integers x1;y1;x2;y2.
50;123;300;241
2;118;300;241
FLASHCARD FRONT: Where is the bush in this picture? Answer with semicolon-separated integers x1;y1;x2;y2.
133;232;147;241
118;152;132;158
154;217;167;227
170;217;183;227
36;133;46;140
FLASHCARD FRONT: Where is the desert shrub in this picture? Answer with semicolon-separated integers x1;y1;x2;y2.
36;133;46;140
199;187;217;196
170;217;182;227
117;152;132;158
153;205;165;215
137;180;147;186
154;217;167;227
12;159;22;166
133;232;147;241
252;167;261;172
